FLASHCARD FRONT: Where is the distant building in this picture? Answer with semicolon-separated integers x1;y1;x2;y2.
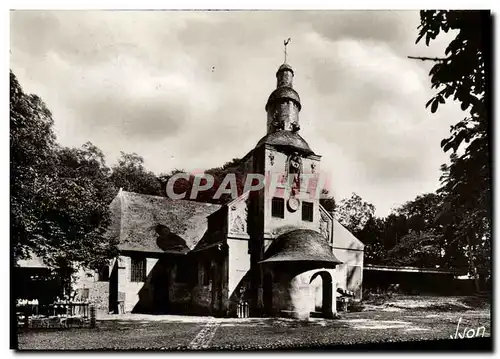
72;62;365;318
14;256;62;305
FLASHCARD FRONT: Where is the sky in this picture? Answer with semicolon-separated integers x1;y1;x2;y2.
9;10;466;216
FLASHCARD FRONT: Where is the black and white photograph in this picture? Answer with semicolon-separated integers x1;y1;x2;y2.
10;8;492;351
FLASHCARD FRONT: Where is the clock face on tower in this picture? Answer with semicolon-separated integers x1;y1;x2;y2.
287;197;300;212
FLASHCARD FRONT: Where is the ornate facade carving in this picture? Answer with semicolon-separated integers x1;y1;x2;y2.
268;152;275;166
319;209;332;242
272;119;285;131
229;200;248;236
288;152;302;196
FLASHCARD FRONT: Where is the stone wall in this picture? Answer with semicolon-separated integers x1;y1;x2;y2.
73;269;110;315
115;256;159;313
227;238;251;315
73;260;117;315
74;252;230;316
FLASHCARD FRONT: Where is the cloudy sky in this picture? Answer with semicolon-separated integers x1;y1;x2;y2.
10;10;466;216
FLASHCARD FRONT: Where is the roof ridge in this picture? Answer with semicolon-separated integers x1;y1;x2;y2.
120;190;222;207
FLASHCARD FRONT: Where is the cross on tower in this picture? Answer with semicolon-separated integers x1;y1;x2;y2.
284;38;291;63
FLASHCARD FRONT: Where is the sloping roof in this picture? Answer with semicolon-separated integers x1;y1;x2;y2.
255;130;315;155
332;219;365;251
259;229;342;267
117;191;222;254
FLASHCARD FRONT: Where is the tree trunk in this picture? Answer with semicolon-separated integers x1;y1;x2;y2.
465;233;481;292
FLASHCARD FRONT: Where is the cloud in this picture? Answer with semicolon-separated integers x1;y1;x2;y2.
10;10;465;216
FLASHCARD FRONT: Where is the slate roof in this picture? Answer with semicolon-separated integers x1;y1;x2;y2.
265;86;301;111
259;229;343;267
116;191;222;254
255;130;315;155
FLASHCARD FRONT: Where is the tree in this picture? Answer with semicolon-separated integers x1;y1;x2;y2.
381;214;409;250
335;193;375;235
415;10;491;289
110;152;163;196
383;230;442;268
11;72;118;292
11;71;58;260
392;193;447;265
40;143;119;290
394;193;444;233
357;216;386;264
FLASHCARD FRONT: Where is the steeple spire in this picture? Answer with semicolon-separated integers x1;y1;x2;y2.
284;38;291;64
265;48;302;134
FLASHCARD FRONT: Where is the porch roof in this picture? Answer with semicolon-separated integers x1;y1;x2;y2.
259;229;342;267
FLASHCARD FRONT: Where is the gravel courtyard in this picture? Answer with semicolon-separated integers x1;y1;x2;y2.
16;296;491;350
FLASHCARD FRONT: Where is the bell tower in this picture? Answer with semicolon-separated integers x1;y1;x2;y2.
265;64;302;134
260;61;321;237
246;54;323;316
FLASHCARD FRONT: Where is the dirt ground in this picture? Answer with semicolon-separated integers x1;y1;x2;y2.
16;295;491;350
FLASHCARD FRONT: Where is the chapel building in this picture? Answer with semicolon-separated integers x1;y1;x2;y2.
74;62;365;318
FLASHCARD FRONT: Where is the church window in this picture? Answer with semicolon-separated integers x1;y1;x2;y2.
271;197;285;218
130;257;146;282
302;202;314;222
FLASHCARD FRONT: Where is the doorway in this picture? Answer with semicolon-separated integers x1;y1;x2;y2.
151;262;169;314
309;271;333;317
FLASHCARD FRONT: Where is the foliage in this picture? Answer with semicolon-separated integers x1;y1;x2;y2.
11;71;58;260
356;216;386;264
383;230;442;268
11;72;118;285
381;213;409;250
351;191;468;269
334;193;375;235
44;143;119;269
110;152;163;196
417;10;491;286
394;193;444;232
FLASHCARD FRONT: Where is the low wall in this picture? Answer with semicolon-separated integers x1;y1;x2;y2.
363;269;472;296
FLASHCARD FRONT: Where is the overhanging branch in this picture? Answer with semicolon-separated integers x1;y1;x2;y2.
407;55;451;62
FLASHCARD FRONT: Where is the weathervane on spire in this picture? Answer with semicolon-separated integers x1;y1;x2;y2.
284;38;291;63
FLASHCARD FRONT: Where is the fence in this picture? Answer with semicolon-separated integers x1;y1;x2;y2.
16;300;96;329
